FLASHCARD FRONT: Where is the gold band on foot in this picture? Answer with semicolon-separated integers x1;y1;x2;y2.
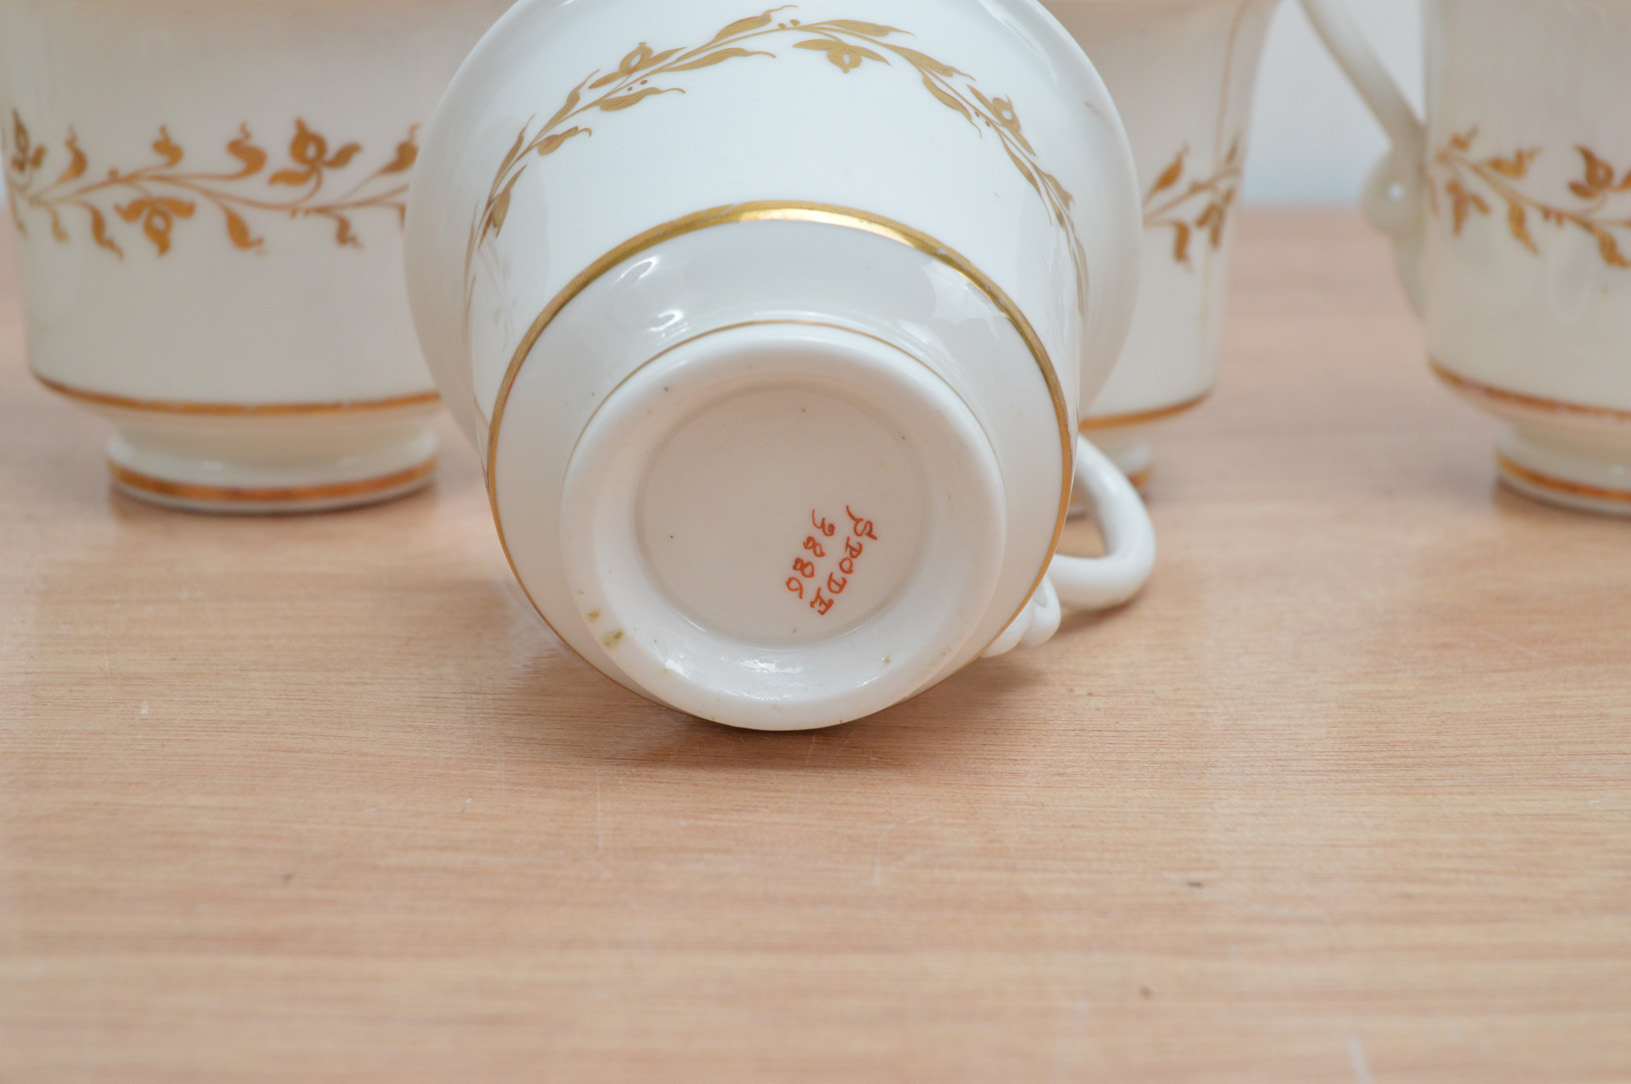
109;458;437;507
1495;453;1631;508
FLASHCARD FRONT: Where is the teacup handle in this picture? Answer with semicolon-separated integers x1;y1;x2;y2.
984;437;1156;658
1299;0;1429;315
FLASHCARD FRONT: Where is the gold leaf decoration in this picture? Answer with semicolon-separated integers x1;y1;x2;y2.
1143;140;1244;268
87;204;119;256
223;205;260;251
152;128;183;168
706;11;782;46
1508;203;1535;254
379;136;418;176
665;47;776;72
466;6;1090;321
1430;128;1631;270
921;74;975;128
1147;155;1184;198
55;134;87;186
226;125;268;179
1;110;419;257
890;46;961;79
824;19;900;36
793;38;888;73
1170;220;1191;265
598;87;682;111
1600;230;1629;269
534;126;590;157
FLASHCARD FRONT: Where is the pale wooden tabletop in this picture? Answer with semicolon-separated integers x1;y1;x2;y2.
1;212;1627;1083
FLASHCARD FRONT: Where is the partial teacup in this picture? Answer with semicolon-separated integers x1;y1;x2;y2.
1304;0;1631;516
1044;0;1281;485
0;0;513;512
406;0;1155;730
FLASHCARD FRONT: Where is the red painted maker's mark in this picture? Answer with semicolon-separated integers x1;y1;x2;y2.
784;506;880;617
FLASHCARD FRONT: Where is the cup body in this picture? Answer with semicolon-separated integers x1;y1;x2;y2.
1417;0;1631;513
1044;0;1279;482
0;0;513;512
407;0;1148;729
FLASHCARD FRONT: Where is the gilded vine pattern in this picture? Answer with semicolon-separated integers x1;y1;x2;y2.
1142;139;1243;267
1431;127;1631;269
3;110;417;257
466;6;1087;308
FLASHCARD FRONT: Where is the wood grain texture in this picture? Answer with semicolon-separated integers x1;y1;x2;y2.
1;213;1627;1083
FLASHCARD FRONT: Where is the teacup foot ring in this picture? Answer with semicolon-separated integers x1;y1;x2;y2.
102;414;441;515
1495;451;1631;519
108;456;438;515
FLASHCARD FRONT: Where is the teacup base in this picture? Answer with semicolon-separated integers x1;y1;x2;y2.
93;403;440;515
1495;429;1631;519
1431;360;1631;518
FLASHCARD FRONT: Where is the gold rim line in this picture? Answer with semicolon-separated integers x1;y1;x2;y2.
1495;453;1631;507
1080;390;1212;433
482;200;1075;676
1430;359;1631;425
34;371;441;417
109;458;437;505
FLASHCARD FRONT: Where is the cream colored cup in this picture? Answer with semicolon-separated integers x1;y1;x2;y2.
1044;0;1280;484
406;0;1157;730
1303;0;1631;516
0;0;512;512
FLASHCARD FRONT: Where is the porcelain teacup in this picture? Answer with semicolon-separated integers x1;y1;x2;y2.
1303;0;1631;516
0;0;513;512
406;0;1158;730
1044;0;1281;484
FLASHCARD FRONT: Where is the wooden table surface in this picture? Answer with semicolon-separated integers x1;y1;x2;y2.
2;212;1628;1083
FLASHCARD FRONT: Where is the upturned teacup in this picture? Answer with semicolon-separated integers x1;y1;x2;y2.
406;0;1158;729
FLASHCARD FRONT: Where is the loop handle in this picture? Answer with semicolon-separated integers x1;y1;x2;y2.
1299;0;1430;314
985;437;1155;658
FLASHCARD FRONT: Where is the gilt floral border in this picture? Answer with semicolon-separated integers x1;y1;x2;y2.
464;6;1089;314
3;110;417;257
1430;127;1631;269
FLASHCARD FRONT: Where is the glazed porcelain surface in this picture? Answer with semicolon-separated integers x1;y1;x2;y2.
406;0;1155;730
1044;0;1279;481
0;0;514;512
1303;0;1631;516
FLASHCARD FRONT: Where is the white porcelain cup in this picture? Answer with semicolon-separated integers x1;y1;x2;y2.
406;0;1157;730
1303;0;1631;517
1044;0;1280;484
0;0;513;512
